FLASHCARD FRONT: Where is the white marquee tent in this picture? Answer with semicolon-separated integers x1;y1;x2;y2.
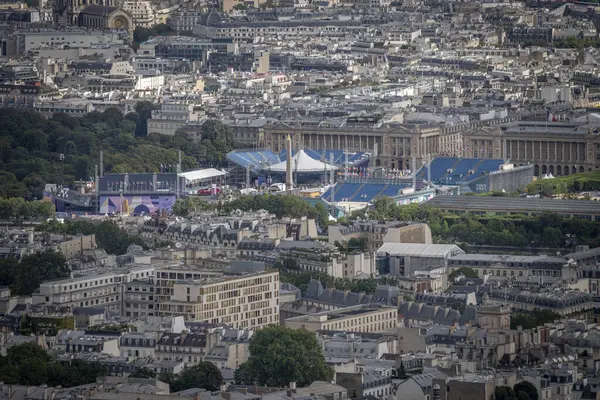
267;150;338;173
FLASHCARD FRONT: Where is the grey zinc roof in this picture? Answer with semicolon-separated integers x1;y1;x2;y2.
399;303;461;325
459;306;478;325
409;371;448;393
80;4;119;14
305;279;325;299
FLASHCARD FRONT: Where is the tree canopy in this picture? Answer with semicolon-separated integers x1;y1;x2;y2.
514;382;538;400
355;198;599;248
223;195;330;225
130;367;157;379
510;310;560;330
279;271;377;295
0;343;106;387
132;24;174;49
449;267;478;280
494;384;535;400
0;108;234;198
0;198;54;222
172;197;216;217
526;171;600;195
169;362;223;392
4;250;71;296
237;325;333;387
37;219;144;255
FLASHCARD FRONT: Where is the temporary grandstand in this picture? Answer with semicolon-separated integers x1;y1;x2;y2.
318;157;534;216
414;157;534;194
322;182;416;203
226;149;369;185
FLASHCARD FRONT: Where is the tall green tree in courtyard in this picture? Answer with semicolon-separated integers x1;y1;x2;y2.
236;325;333;387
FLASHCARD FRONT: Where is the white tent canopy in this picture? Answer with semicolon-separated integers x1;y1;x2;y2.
267;149;338;173
179;168;226;184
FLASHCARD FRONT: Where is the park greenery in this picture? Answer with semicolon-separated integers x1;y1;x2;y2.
171;197;217;217
0;343;106;387
553;37;600;49
354;198;600;248
223;194;331;226
0;198;54;222
0;250;70;296
37;219;144;255
526;171;600;195
495;382;539;400
0;108;234;199
510;309;561;330
279;270;378;295
448;267;479;280
167;362;223;392
129;367;156;379
234;325;333;387
132;24;174;49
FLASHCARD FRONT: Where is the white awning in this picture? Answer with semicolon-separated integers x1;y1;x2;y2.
267;149;338;172
179;168;226;183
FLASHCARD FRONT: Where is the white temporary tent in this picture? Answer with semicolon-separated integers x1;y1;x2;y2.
267;149;338;173
179;168;226;184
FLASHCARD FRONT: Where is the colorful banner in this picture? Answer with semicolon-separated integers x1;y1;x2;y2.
99;195;176;214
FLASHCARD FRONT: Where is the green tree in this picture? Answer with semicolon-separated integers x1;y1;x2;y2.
223;194;324;219
516;391;530;400
7;342;50;365
12;250;70;296
346;237;368;252
514;380;539;400
244;325;333;387
0;258;18;287
449;267;478;280
171;197;215;217
170;362;223;392
133;26;151;44
158;372;177;386
0;365;19;384
233;362;255;385
38;220;146;255
396;360;408;379
495;386;517;400
130;367;156;379
18;359;48;386
541;227;563;248
133;101;158;136
510;310;560;330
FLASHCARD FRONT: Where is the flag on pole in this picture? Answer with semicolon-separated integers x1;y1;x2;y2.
547;109;557;122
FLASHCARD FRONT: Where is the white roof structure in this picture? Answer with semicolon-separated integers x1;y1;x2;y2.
376;243;464;258
179;168;226;183
267;149;338;173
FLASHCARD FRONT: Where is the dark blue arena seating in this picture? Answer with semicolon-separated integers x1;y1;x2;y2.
226;150;280;171
416;157;505;185
227;149;369;172
321;182;411;203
